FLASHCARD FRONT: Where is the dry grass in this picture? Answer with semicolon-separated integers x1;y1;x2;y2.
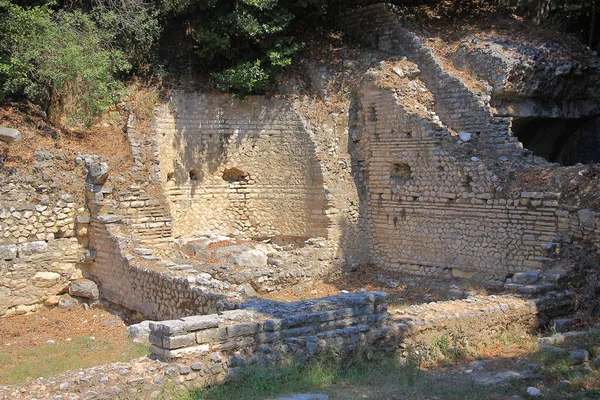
0;307;147;385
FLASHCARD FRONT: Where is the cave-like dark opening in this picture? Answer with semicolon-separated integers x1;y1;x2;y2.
512;116;600;166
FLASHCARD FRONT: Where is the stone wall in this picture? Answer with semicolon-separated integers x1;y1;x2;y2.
338;4;600;286
354;78;600;285
0;193;86;316
148;292;389;362
88;216;240;320
87;185;241;320
396;295;540;348
357;82;546;284
154;92;328;239
146;292;542;378
450;36;600;119
0;292;552;399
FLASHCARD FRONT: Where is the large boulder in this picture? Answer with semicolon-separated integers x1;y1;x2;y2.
0;127;22;144
228;249;268;267
69;279;99;300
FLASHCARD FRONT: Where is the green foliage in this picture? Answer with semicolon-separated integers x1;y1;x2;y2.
214;60;270;96
0;335;147;385
91;1;161;70
157;0;305;96
0;0;129;126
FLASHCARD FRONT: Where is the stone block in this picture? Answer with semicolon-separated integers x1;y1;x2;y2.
214;244;251;259
568;350;590;365
133;248;153;256
150;320;186;336
0;244;18;260
97;215;122;224
196;328;224;344
161;344;210;360
148;333;163;347
512;270;541;285
0;127;22;144
227;322;259;338
128;321;152;339
86;162;109;185
17;241;48;256
69;279;99;300
228;249;268;267
578;209;596;229
163;333;197;350
33;272;62;288
220;309;256;321
76;215;91;224
213;336;254;351
180;314;220;332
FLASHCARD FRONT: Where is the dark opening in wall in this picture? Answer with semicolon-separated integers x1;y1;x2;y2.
390;162;412;186
368;106;377;122
512;116;600;166
189;169;199;181
222;167;246;182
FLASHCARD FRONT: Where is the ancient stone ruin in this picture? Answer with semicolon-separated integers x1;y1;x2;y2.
1;3;600;398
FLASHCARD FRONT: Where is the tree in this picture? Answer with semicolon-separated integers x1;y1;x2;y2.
0;1;130;126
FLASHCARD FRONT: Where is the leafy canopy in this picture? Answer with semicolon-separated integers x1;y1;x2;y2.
0;0;129;126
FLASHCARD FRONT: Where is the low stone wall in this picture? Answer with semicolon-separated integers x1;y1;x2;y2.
395;295;539;351
148;292;389;362
145;292;545;382
88;218;237;320
0;292;562;399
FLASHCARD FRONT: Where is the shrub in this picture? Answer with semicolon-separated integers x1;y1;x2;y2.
158;0;303;96
0;1;130;126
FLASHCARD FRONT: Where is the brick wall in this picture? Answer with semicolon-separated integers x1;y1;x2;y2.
356;81;588;285
154;92;328;239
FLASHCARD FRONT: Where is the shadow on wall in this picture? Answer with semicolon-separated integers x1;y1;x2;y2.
337;95;372;271
169;94;253;189
162;92;329;239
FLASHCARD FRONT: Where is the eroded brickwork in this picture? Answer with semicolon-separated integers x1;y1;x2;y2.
356;82;563;284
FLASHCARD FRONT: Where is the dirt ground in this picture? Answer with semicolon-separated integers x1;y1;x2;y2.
259;265;489;308
0;306;145;385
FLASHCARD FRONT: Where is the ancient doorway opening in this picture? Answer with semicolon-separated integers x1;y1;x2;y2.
512;116;600;166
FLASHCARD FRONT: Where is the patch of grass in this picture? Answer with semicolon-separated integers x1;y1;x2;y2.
177;351;523;400
0;335;148;385
408;330;475;368
524;331;600;397
182;355;420;400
